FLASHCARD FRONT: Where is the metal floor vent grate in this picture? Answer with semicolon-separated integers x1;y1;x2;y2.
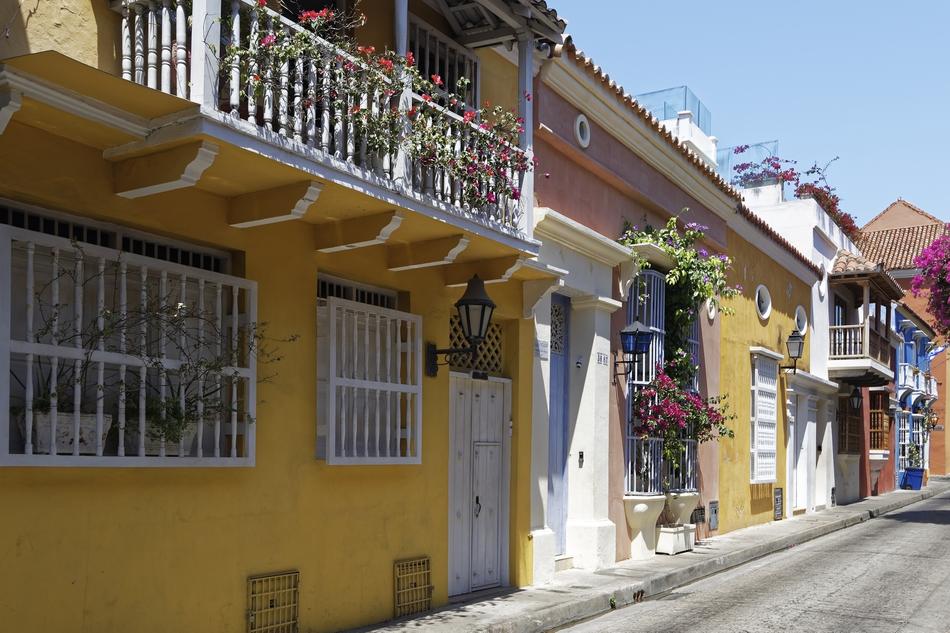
247;570;299;633
394;557;433;618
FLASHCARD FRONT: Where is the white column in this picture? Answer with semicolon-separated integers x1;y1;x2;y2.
529;292;555;585
189;0;221;109
565;295;620;570
516;32;535;240
394;0;408;56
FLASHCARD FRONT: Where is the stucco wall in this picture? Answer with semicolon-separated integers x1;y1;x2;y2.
0;119;534;632
717;229;812;534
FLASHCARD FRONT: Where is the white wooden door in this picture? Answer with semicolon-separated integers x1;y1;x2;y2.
448;373;510;596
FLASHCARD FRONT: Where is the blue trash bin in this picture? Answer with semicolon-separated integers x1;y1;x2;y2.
901;468;925;490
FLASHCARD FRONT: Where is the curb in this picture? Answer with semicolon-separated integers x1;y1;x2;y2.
481;485;946;633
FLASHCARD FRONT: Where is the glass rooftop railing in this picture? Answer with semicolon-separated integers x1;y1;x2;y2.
635;86;712;135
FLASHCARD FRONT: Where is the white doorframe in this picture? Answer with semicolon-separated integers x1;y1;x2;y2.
448;372;511;596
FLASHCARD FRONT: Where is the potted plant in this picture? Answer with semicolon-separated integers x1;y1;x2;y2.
901;444;925;490
122;395;202;457
10;360;113;455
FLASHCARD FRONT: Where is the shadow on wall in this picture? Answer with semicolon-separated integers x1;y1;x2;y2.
0;0;120;73
750;483;773;515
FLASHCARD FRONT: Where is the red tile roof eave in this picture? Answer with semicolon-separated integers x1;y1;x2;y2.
561;45;820;279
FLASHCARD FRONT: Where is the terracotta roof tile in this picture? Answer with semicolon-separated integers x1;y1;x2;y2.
561;44;820;278
858;224;948;271
530;0;567;30
832;250;883;275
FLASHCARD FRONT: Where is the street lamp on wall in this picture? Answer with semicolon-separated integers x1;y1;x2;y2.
426;275;496;378
779;329;805;374
613;320;653;384
849;386;863;411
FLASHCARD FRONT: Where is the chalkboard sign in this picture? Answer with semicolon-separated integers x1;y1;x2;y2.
774;487;784;521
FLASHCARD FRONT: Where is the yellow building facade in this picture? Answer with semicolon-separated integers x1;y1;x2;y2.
0;0;568;631
717;228;815;533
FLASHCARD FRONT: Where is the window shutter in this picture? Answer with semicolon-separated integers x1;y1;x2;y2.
318;297;422;464
751;354;778;483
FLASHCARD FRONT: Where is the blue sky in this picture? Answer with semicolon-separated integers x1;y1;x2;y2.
550;1;949;225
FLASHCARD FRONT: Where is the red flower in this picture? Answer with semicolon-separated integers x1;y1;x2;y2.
421;94;433;102
431;74;443;86
260;33;276;47
298;10;319;22
523;91;532;102
256;0;266;7
378;58;394;72
357;45;376;56
405;51;415;66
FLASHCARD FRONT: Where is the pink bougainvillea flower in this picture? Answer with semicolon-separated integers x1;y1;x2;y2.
260;33;276;47
431;74;443;86
405;51;415;66
487;192;497;203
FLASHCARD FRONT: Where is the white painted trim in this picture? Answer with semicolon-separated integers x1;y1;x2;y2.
228;181;323;228
315;211;404;254
534;207;631;266
115;141;219;198
750;346;784;361
785;370;839;395
522;277;564;319
0;86;22;135
571;294;622;313
0;66;153;138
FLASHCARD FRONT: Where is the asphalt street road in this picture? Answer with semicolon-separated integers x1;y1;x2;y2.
557;491;950;633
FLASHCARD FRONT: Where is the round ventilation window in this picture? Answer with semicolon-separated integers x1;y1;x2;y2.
795;305;808;333
574;114;591;148
755;285;772;320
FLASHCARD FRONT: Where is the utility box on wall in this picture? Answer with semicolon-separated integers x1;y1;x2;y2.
708;501;719;531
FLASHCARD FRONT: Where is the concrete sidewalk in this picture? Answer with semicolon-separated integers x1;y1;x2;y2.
354;479;950;633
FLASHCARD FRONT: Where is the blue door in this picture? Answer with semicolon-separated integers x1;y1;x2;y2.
548;294;570;555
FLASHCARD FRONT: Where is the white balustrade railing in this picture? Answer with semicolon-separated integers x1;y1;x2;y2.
0;224;257;466
113;0;527;236
898;363;915;390
929;377;938;397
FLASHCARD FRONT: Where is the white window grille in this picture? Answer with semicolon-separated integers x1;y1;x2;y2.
316;291;422;465
750;353;778;483
0;224;257;467
625;270;666;494
408;15;479;108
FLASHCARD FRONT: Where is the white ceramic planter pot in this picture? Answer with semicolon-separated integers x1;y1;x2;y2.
17;412;113;455
622;494;667;561
656;524;696;555
124;424;199;457
666;491;700;526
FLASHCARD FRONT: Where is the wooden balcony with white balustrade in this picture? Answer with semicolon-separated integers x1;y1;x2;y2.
827;251;903;387
0;0;567;279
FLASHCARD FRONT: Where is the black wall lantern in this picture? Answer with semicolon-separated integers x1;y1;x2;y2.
426;275;496;378
849;386;863;411
613;320;653;383
779;328;805;373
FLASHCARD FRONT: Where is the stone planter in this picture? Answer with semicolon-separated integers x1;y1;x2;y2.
622;494;666;560
123;424;199;457
666;491;700;526
17;412;113;455
656;523;696;555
